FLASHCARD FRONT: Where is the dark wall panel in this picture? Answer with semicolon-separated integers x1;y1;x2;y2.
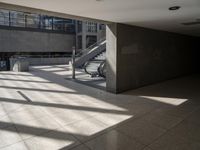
115;23;200;93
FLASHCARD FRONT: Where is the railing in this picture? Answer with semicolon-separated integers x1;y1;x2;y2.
98;60;106;78
76;37;106;57
74;37;106;68
83;59;106;78
12;54;71;58
83;61;97;77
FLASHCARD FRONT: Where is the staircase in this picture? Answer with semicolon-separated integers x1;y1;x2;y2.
74;38;106;78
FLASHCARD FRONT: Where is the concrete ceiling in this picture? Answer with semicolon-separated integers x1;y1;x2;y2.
0;0;200;36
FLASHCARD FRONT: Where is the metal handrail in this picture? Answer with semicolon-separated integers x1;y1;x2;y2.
12;55;71;58
83;60;101;77
83;59;106;78
98;60;106;78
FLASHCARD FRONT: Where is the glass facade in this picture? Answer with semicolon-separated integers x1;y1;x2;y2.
0;8;75;33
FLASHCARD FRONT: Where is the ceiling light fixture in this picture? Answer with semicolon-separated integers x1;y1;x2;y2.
169;6;181;11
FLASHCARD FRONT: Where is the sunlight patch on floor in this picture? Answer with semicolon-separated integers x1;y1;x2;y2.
140;96;187;106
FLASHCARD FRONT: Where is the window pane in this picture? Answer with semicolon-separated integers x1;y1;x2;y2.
86;35;97;48
40;15;52;30
26;13;40;28
99;24;105;30
10;11;25;27
63;19;75;33
77;21;82;33
53;17;64;31
0;9;9;26
86;22;97;33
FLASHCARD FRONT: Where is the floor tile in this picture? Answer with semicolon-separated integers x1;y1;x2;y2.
0;126;22;148
153;102;199;118
46;109;93;126
24;127;80;150
142;147;153;150
93;113;133;128
65;144;90;150
1;101;24;114
185;108;200;125
0;66;200;150
85;130;145;150
141;110;183;129
8;107;46;124
149;132;200;150
15;116;61;140
168;120;200;142
0;104;7;118
0;115;13;129
63;117;109;142
117;118;166;145
0;141;28;150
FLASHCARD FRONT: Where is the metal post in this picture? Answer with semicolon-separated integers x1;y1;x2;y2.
52;17;54;31
25;14;27;28
71;21;77;79
9;11;11;27
72;46;76;79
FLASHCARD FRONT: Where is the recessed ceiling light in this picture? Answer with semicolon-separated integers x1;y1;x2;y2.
169;6;181;11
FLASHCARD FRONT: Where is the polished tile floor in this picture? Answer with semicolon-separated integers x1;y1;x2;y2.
0;65;200;150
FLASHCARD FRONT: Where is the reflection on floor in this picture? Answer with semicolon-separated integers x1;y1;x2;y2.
0;65;200;150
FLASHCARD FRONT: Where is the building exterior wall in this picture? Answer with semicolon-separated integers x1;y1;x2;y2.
106;23;200;93
76;21;106;51
0;28;75;52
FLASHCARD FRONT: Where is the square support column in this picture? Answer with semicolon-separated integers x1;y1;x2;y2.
106;23;118;93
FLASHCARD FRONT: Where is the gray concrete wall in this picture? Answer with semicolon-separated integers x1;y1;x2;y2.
0;28;75;52
25;57;71;66
106;23;200;93
106;24;118;93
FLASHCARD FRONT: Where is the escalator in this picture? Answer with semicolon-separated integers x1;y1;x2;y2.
71;39;106;90
98;60;106;78
74;38;106;68
74;38;106;78
83;51;106;78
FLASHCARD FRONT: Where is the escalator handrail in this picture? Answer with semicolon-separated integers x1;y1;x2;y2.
98;60;106;78
83;61;93;76
84;60;105;77
75;37;106;57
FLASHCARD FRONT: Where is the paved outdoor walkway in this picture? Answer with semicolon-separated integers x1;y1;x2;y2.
0;65;200;150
